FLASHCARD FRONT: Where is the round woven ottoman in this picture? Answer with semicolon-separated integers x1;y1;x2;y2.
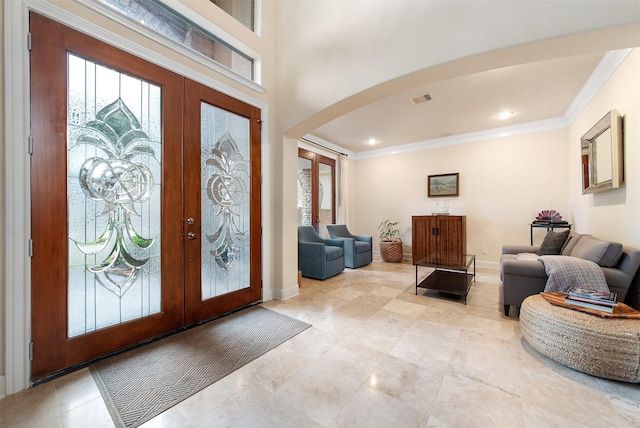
520;294;640;383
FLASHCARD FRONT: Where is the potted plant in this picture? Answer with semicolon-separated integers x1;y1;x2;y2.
378;219;403;262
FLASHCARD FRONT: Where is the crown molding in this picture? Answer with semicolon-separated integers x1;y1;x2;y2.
310;48;631;161
351;116;569;160
564;48;631;124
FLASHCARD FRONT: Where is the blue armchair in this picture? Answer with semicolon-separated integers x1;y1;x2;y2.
326;224;373;269
298;226;345;280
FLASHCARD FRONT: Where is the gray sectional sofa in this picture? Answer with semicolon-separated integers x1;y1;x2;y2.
500;233;640;316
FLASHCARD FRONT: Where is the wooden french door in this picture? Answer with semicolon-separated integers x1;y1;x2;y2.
297;148;336;236
29;13;261;381
183;80;262;325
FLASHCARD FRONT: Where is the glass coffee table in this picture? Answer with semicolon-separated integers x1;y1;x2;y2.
415;252;476;304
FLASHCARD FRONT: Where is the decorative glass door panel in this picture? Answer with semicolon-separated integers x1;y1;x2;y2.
200;103;251;299
67;53;163;336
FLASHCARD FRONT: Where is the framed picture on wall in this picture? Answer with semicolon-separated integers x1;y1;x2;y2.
428;173;459;197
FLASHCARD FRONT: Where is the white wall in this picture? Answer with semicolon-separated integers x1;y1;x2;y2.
351;129;570;267
568;49;640;247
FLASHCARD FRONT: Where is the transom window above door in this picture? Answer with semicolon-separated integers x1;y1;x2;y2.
88;0;255;81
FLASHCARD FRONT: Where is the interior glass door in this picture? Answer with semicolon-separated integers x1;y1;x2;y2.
318;159;335;238
297;155;314;228
297;148;335;236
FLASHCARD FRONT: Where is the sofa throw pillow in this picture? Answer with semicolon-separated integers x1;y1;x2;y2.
561;233;590;256
598;242;624;267
570;237;623;267
539;230;571;255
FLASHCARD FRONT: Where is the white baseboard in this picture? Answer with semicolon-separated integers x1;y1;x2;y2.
271;284;300;301
0;375;6;399
476;260;500;270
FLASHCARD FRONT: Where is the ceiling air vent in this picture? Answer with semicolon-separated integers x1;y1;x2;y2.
411;93;433;104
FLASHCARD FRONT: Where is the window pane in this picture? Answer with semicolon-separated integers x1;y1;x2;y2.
200;102;251;300
318;162;333;238
297;157;312;227
68;53;162;337
211;0;254;31
96;0;253;80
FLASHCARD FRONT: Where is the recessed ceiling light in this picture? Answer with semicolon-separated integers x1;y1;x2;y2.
367;138;377;145
497;111;514;120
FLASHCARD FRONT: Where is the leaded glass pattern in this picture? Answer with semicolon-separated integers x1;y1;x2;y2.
201;103;251;300
67;53;162;337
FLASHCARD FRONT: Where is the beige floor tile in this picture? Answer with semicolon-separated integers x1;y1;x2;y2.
596;376;640;403
3;262;635;428
238;344;315;392
460;313;519;340
59;396;114;428
335;384;430;428
140;404;194;428
366;354;444;414
273;358;364;426
520;362;624;427
382;299;426;318
346;309;414;353
53;368;102;412
372;285;404;298
173;370;270;428
389;327;457;373
332;299;384;321
0;382;61;428
317;338;388;383
327;287;365;301
418;304;467;327
302;316;361;344
430;371;524;427
609;397;640;428
230;394;323;428
449;330;522;396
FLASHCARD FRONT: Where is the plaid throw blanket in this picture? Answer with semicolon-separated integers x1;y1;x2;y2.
538;255;610;293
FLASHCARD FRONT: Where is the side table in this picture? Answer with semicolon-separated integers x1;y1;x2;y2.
529;222;571;245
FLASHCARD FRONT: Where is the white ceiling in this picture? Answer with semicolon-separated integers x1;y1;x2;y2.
309;51;610;156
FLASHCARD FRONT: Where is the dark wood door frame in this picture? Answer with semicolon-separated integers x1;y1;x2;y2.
297;148;336;232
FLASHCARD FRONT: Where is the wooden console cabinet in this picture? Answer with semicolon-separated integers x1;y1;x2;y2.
412;215;467;264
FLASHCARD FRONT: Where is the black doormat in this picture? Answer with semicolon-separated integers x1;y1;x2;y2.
91;305;311;428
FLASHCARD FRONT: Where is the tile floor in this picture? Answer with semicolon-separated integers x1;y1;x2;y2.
1;261;639;427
